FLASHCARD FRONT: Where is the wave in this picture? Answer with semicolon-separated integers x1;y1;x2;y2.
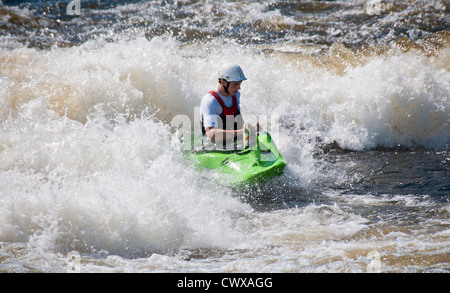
1;0;449;49
1;33;449;151
0;1;448;267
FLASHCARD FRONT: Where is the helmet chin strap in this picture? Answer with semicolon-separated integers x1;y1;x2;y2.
224;81;230;95
220;79;231;95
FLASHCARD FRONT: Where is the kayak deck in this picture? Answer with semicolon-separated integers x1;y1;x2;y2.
187;132;287;187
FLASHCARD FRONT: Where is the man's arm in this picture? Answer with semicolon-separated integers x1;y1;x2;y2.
205;127;244;143
205;122;259;143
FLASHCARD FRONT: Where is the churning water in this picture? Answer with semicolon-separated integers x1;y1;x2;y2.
0;0;449;273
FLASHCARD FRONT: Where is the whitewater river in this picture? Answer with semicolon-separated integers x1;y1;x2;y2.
0;0;449;273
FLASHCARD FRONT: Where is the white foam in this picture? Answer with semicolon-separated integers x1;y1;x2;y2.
0;97;252;256
0;29;448;271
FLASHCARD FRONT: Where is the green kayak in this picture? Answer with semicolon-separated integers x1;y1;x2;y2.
187;131;287;187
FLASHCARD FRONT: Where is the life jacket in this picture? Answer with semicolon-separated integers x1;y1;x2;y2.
201;90;243;136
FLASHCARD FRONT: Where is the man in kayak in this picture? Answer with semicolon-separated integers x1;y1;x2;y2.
200;63;257;148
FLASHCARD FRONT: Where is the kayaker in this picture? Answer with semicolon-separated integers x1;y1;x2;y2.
200;63;258;148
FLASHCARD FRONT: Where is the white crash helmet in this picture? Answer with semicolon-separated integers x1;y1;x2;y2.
217;63;247;82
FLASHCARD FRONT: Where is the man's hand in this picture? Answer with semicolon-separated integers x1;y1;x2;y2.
246;122;261;134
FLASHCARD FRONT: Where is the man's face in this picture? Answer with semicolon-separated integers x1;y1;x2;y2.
226;81;242;95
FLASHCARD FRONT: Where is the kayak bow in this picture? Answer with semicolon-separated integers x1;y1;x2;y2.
187;131;287;187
